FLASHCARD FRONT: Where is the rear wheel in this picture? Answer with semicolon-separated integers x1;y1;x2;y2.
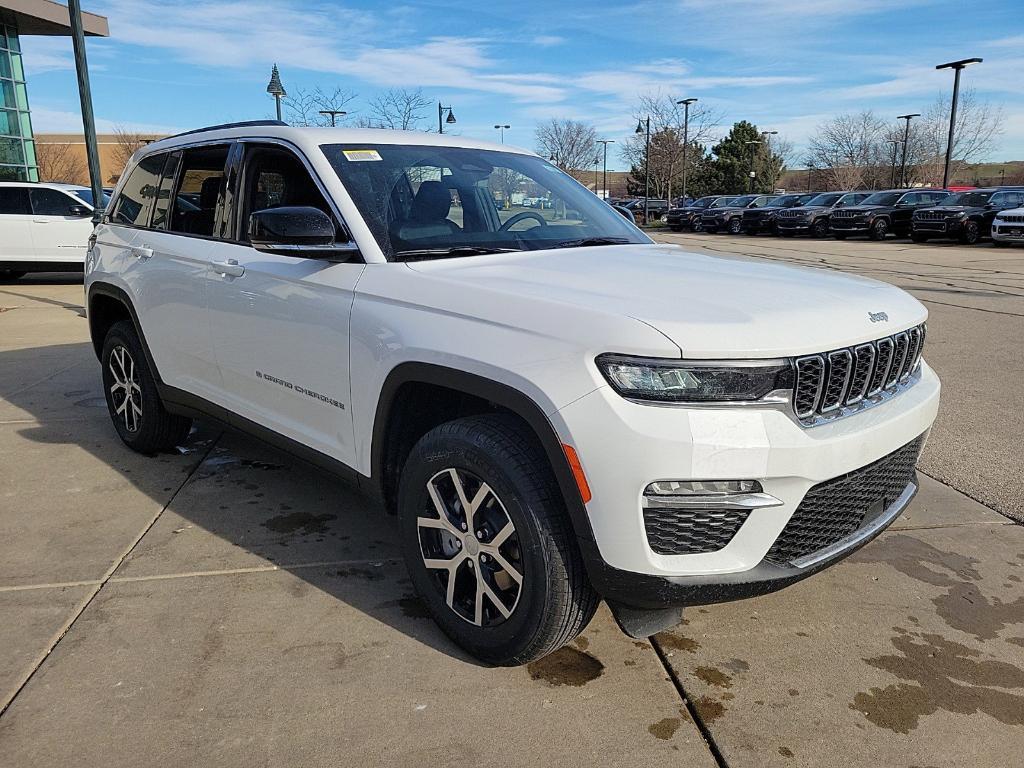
398;414;598;665
101;321;192;454
0;270;26;281
959;220;980;245
869;218;889;241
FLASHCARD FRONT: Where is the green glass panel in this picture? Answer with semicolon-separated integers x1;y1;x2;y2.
0;51;12;80
0;165;28;181
14;82;28;110
27;165;38;181
19;110;32;137
7;27;19;53
0;108;19;136
0;137;25;164
10;51;24;82
23;139;35;165
0;81;14;110
0;25;8;52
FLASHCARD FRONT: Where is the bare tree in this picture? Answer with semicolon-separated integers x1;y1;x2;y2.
534;119;598;172
357;88;432;131
110;126;148;180
284;86;359;127
35;141;87;184
806;111;889;190
620;91;720;201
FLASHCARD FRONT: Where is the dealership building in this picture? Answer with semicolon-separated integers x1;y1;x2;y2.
1;0;107;181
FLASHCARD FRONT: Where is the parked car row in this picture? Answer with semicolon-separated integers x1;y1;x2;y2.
664;186;1024;246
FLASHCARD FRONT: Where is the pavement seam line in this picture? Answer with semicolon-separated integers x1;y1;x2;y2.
649;635;730;768
917;467;1022;524
0;434;221;719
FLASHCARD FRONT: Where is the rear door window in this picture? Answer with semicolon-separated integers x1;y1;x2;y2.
29;187;77;216
111;153;166;227
167;144;230;238
0;186;30;214
150;152;181;231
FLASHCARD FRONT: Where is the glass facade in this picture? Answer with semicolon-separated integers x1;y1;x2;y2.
0;21;37;181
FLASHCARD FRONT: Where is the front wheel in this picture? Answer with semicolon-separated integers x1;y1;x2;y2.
812;219;830;238
101;320;192;453
869;218;889;241
398;414;598;665
728;217;743;235
959;220;981;245
692;219;704;232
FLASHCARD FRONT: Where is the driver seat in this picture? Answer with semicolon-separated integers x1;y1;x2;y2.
394;181;459;241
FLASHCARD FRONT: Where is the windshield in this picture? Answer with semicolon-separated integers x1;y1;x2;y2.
710;196;739;208
860;192;903;206
730;195;758;207
942;191;993;206
691;196;715;208
322;144;648;260
70;188;111;208
806;193;843;207
768;194;807;208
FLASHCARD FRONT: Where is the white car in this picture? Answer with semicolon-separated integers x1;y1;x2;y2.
85;122;940;664
991;206;1024;246
0;181;102;279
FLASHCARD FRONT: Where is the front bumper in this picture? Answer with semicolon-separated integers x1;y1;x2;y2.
992;223;1024;241
913;219;962;235
831;221;870;234
552;361;940;608
776;221;813;233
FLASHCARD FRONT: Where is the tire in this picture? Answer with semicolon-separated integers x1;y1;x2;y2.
868;218;889;241
397;414;598;665
728;217;743;235
101;320;192;454
692;219;703;233
959;220;980;245
0;270;27;281
911;232;929;243
812;219;830;238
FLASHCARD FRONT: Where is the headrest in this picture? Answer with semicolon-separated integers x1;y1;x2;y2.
411;180;451;221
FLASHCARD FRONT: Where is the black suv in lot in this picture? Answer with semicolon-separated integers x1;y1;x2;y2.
665;195;720;231
830;188;949;240
911;188;1024;244
741;193;817;235
775;191;872;237
701;194;776;234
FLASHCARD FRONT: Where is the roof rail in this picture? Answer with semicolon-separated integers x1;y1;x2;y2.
166;120;288;140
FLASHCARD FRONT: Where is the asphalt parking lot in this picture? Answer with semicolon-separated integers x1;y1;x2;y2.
1;237;1022;767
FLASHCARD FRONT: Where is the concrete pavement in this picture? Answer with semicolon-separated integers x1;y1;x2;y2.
1;253;1022;767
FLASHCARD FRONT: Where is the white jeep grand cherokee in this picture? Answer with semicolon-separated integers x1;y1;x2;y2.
85;121;940;665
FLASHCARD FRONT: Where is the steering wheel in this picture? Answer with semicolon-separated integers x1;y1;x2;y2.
499;211;548;231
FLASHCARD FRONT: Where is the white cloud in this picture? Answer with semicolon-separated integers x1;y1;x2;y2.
29;105;183;134
532;35;565;47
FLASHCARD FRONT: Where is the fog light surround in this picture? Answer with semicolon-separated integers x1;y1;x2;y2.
645;479;762;496
642;479;782;511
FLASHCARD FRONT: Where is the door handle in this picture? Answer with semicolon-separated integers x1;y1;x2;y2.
213;259;245;278
33;219;50;224
131;246;153;260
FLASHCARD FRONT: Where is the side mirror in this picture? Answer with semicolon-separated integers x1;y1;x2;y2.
68;204;92;217
248;206;357;261
611;204;636;224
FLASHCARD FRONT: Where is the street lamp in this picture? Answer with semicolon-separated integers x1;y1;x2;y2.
676;98;697;204
319;110;347;127
936;57;982;188
266;64;286;122
759;130;778;193
635;116;650;223
597;139;615;201
744;140;762;193
896;113;920;187
438;102;457;134
887;139;902;187
806;163;815;193
494;124;510;143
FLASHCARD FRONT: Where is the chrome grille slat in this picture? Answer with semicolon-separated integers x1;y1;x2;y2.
793;324;925;426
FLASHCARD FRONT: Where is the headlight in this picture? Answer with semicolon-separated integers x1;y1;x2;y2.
596;354;793;403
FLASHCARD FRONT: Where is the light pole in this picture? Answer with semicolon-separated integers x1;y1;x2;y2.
887;139;902;187
635;116;651;223
266;64;286;122
597;140;615;201
744;140;762;193
896;113;920;187
759;130;778;193
319;110;347;127
806;164;815;193
936;57;982;188
676;98;697;205
494;124;510;143
438;102;457;134
67;0;103;221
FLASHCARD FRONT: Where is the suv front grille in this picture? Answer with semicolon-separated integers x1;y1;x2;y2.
643;508;750;556
793;324;925;423
831;209;858;219
999;214;1024;223
916;211;947;221
764;436;923;566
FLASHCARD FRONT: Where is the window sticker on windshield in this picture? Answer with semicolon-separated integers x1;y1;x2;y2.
343;149;382;162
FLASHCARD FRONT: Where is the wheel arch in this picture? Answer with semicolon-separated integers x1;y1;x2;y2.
87;282;163;384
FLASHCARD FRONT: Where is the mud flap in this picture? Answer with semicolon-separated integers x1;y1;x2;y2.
608;601;684;639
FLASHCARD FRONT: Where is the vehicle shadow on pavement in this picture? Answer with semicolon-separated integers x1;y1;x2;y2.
0;340;482;665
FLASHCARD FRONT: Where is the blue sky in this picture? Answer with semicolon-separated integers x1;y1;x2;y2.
19;0;1024;170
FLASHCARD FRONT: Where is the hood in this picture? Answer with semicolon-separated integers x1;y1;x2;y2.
841;205;887;213
406;244;926;358
918;205;980;214
705;207;743;215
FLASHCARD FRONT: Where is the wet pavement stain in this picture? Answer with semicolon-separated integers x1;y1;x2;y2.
852;533;981;588
850;630;1024;733
693;696;725;723
787;688;799;697
694;666;732;688
933;582;1024;641
377;596;431;619
647;717;681;740
335;567;386;581
722;658;750;673
573;635;590;651
527;646;604;687
261;511;337;534
778;746;795;758
655;631;700;654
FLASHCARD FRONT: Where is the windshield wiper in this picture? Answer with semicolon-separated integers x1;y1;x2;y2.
394;246;521;261
556;236;632;249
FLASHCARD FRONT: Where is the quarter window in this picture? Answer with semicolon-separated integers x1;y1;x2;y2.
0;185;29;214
112;153;166;226
29;187;77;216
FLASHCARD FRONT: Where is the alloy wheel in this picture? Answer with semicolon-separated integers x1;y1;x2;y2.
417;467;523;627
108;345;142;433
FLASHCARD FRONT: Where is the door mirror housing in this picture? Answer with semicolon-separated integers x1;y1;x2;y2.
68;204;92;217
248;206;358;261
